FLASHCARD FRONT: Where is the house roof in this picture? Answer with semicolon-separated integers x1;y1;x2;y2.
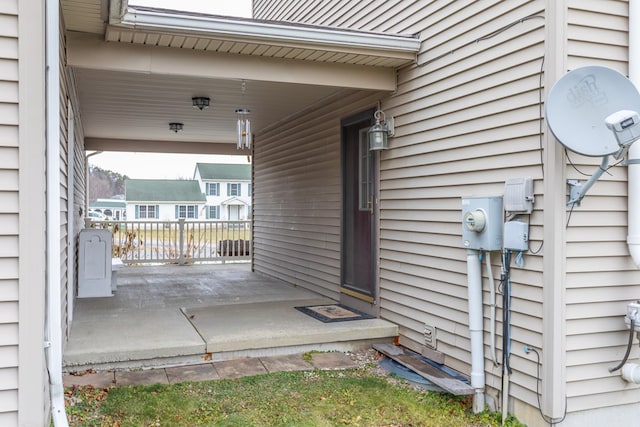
196;163;251;180
125;179;206;203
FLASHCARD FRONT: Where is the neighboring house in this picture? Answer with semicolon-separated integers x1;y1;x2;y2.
89;198;127;220
6;1;640;426
193;163;252;221
125;179;207;221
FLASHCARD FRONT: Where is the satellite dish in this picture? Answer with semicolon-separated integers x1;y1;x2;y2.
546;65;640;156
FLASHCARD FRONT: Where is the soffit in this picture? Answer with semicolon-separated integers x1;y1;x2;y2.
61;0;108;34
61;1;420;153
60;1;420;67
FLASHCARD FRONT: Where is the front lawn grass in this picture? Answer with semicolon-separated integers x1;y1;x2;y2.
66;368;525;426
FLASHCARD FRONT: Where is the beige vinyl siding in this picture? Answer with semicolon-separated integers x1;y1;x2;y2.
60;14;72;348
383;0;545;410
0;0;19;423
564;0;640;413
257;0;640;421
254;0;426;33
253;89;380;299
257;0;547;410
17;0;47;423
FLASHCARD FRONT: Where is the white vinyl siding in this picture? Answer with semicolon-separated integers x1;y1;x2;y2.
563;0;640;414
0;1;19;422
253;90;380;299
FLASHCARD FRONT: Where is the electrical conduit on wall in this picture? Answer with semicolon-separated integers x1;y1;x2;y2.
466;249;486;413
629;0;640;268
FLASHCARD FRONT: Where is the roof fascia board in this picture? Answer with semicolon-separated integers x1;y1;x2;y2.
116;6;420;56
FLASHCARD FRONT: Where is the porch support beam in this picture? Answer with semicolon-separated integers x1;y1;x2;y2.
85;137;245;155
67;33;398;91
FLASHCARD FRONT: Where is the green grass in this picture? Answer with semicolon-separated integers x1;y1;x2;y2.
66;368;525;427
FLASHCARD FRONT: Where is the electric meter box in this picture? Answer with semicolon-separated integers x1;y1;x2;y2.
461;196;503;251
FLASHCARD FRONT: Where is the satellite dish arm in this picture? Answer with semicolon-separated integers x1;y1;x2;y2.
567;156;610;206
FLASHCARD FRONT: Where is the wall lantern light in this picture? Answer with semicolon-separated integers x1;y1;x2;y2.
192;96;210;110
169;122;184;133
368;108;393;150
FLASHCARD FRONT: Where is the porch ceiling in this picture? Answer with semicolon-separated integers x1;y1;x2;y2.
61;0;420;154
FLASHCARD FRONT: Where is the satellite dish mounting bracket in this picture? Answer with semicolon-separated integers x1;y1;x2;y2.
546;66;640;206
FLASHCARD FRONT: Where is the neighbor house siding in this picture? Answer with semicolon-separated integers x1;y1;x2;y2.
253;90;380;300
563;0;640;413
256;0;548;414
0;1;20;423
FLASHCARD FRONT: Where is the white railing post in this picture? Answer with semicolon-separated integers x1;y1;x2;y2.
178;218;185;265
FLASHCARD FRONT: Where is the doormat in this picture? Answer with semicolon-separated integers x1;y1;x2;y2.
294;304;374;323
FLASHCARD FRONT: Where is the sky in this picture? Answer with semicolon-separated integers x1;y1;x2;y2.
90;1;253;179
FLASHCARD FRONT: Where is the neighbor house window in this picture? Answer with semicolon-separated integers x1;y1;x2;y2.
175;205;197;219
136;204;159;219
248;183;252;196
227;183;241;196
206;182;220;196
207;206;220;219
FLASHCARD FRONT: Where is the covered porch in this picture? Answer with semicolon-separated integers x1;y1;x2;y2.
63;263;398;372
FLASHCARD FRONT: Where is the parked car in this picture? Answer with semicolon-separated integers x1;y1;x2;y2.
88;210;108;220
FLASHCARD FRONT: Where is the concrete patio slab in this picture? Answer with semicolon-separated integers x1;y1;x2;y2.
260;353;314;373
64;264;398;370
182;299;398;353
63;308;206;367
214;358;268;379
116;368;169;386
165;363;220;383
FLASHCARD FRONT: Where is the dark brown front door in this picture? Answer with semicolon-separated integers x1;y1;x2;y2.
341;111;376;312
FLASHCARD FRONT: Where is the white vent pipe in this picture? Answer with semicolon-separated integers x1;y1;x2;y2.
629;0;640;268
466;249;485;413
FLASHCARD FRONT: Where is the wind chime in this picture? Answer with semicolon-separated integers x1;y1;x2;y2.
235;80;251;150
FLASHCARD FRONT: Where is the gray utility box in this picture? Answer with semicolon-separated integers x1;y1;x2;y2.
78;228;113;298
461;196;503;251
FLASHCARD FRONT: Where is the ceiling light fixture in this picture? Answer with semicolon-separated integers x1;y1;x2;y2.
192;96;210;110
236;80;252;150
169;122;184;133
